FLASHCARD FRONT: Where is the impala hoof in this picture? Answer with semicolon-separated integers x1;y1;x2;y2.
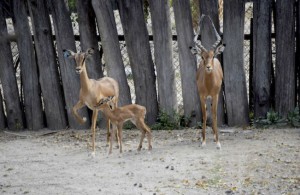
216;142;221;150
201;141;206;147
83;117;87;122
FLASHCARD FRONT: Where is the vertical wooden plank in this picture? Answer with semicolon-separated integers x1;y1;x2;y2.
0;91;6;130
253;0;272;118
275;0;295;117
0;4;24;130
297;0;300;106
149;0;177;116
27;0;67;129
117;0;158;124
12;0;44;130
91;0;132;107
223;0;249;126
198;0;225;126
48;0;90;129
173;0;201;126
76;0;103;80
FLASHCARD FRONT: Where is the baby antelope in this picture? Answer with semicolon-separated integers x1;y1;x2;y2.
95;96;152;154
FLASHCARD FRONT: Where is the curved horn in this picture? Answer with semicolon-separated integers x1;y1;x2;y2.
194;14;207;52
205;15;221;49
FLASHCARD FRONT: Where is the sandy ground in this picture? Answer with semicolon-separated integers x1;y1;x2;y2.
0;127;299;195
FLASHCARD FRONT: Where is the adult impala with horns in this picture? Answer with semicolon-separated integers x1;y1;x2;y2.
190;15;225;149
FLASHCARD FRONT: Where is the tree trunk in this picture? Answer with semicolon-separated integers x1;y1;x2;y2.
48;0;90;129
198;0;225;126
0;5;24;130
117;0;158;124
253;0;272;118
12;0;44;130
149;0;177;117
223;0;249;126
27;0;67;129
92;0;131;107
275;0;295;117
173;0;201;126
0;90;6;129
77;0;103;80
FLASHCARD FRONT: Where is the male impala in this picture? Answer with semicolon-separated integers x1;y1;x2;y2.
63;48;119;156
95;96;152;154
190;15;225;149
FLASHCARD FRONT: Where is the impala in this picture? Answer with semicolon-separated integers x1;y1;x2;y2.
190;15;225;149
63;48;119;156
95;96;152;154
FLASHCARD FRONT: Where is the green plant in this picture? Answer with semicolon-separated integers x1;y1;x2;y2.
151;110;182;130
287;107;300;127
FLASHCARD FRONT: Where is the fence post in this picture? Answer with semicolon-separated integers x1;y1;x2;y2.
223;0;249;126
173;0;201;126
0;4;24;130
27;0;67;129
252;0;272;118
297;0;300;107
12;0;44;130
275;0;296;117
149;0;177;117
0;91;5;129
117;0;158;125
48;0;90;129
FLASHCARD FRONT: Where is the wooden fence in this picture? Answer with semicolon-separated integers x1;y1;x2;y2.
0;0;299;130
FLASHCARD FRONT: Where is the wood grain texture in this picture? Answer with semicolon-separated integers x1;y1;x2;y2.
275;0;296;117
173;0;201;126
13;0;44;130
117;0;158;124
27;0;67;129
149;0;177;116
253;0;272;118
223;0;249;126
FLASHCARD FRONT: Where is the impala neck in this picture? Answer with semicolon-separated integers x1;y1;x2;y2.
79;63;90;91
102;105;118;121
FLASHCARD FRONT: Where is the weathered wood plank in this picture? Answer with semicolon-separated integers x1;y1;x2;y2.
275;0;296;117
297;0;300;106
77;0;103;80
223;0;249;126
173;0;201;126
149;0;177;116
27;0;67;129
12;0;44;130
117;0;158;124
252;0;272;118
92;0;132;107
0;4;24;130
0;91;6;129
199;0;225;126
48;0;90;129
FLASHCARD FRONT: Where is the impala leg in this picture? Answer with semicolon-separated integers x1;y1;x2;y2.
72;100;86;124
212;95;221;149
117;123;123;153
106;118;110;146
91;110;98;156
108;124;114;155
200;96;207;147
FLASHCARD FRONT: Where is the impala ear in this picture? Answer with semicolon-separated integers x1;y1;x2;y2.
214;44;226;56
108;96;114;101
63;49;75;59
85;48;95;57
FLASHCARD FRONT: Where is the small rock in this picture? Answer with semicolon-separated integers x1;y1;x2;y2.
138;183;142;188
225;190;234;195
170;166;174;170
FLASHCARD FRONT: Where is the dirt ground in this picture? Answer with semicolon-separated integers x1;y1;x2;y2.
0;127;299;195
